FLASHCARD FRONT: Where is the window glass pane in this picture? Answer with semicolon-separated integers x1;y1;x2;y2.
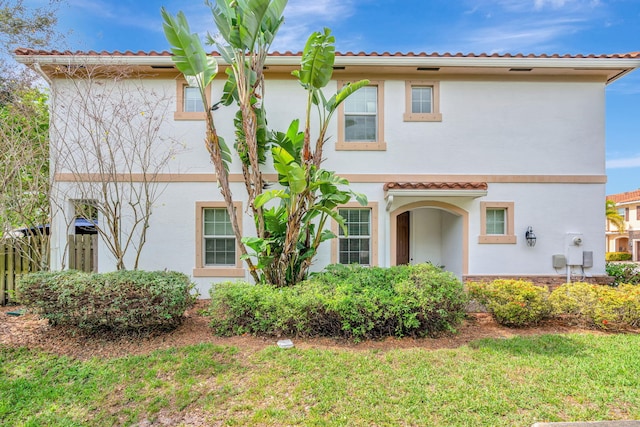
345;115;377;142
411;87;432;113
338;208;371;265
184;86;204;112
344;86;377;113
486;209;506;235
203;208;236;265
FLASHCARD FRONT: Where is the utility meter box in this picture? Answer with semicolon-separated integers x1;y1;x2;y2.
566;233;584;266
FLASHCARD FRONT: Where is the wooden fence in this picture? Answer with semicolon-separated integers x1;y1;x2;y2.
0;234;96;305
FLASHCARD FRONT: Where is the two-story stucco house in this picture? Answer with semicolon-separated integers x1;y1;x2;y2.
607;189;640;261
15;49;640;294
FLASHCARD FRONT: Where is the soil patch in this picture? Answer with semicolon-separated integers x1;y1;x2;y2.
0;300;613;360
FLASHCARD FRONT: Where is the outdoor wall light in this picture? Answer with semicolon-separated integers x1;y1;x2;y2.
525;226;537;247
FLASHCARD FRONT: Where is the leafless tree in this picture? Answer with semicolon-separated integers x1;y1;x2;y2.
50;64;182;270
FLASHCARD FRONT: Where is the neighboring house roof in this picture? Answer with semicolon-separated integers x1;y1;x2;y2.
607;190;640;204
14;49;640;84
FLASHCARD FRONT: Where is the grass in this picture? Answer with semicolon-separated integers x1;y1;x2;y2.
2;334;640;426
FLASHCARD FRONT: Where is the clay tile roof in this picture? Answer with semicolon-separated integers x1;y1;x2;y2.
13;48;640;60
384;182;488;191
607;189;640;204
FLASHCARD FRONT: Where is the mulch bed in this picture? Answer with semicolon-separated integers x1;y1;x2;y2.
0;300;615;360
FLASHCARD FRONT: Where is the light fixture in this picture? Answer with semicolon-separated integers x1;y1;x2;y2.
525;226;537;247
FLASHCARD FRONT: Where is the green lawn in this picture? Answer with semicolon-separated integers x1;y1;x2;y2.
2;334;640;426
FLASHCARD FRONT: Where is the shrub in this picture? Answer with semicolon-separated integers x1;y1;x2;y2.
208;264;468;341
606;262;640;285
549;282;640;329
17;270;196;332
467;279;550;327
605;252;632;261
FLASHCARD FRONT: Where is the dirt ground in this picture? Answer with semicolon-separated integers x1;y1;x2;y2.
0;300;611;360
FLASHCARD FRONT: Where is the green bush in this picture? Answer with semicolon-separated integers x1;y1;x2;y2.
606;262;640;285
467;279;551;327
549;282;640;329
605;252;632;261
208;264;468;341
17;270;197;332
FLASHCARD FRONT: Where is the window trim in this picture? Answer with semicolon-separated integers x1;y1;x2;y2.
403;80;442;122
336;80;386;151
193;201;245;277
479;202;516;244
331;202;378;266
174;79;212;121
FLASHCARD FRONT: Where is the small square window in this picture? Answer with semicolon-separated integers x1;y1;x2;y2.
174;80;211;120
403;80;442;122
479;202;516;244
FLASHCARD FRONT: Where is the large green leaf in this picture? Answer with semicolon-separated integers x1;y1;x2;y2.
272;146;307;194
254;189;290;208
295;28;335;90
327;79;370;112
161;8;217;88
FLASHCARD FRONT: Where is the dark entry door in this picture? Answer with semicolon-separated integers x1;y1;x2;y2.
396;211;410;265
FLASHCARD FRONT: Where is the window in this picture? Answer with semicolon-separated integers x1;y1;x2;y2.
479;202;516;244
193;201;244;277
637;206;640;220
403;80;442;122
625;207;630;222
331;202;378;266
174;79;211;120
203;208;235;265
339;208;371;265
184;87;204;113
337;81;386;151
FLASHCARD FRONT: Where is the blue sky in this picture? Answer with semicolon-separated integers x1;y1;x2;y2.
36;0;640;195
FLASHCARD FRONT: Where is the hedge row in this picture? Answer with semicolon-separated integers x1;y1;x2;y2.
468;279;640;329
17;270;196;332
605;252;633;261
208;264;468;341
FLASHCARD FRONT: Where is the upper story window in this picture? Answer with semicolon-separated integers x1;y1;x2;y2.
184;86;205;113
479;202;516;244
337;81;386;151
403;80;442;122
174;79;211;121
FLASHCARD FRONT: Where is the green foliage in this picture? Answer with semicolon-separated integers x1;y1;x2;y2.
468;279;551;327
16;270;197;332
606;261;640;285
549;282;640;329
208;264;468;340
0;87;50;239
606;199;625;232
605;252;633;261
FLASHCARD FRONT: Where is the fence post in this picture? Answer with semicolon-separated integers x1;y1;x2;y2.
0;242;6;305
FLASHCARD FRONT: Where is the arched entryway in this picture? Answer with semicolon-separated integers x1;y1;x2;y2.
390;201;468;278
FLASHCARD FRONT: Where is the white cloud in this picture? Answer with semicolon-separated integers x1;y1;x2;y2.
606;156;640;169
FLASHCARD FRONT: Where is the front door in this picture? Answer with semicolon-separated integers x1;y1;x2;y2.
396;211;410;265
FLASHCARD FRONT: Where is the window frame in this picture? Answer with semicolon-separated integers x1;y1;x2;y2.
174;79;212;121
403;80;442;122
193;201;245;277
331;202;378;266
336;80;386;151
479;201;516;244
